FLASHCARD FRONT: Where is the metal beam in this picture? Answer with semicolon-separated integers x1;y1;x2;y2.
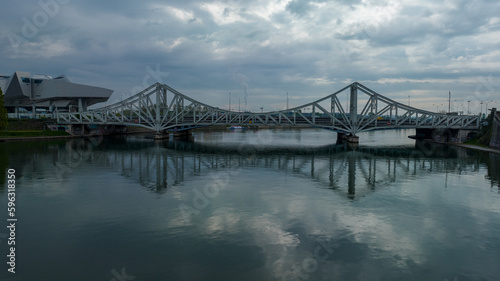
55;82;480;135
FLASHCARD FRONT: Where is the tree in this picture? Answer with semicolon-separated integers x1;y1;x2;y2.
0;87;8;130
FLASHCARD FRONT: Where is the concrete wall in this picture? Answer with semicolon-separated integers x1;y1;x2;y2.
490;109;500;149
416;128;476;143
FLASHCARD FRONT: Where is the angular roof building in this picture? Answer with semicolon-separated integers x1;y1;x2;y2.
0;71;113;117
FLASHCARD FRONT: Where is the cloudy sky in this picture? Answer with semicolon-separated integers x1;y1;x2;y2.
1;0;500;113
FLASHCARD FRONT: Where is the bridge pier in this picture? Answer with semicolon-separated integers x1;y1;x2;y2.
153;131;170;140
346;135;359;143
337;132;359;143
415;128;434;140
337;132;347;142
415;128;477;143
66;124;128;136
490;108;500;149
173;130;192;138
68;124;87;135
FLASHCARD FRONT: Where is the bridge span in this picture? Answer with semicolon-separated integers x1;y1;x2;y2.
56;82;480;142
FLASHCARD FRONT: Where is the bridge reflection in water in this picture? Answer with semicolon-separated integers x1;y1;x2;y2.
56;136;497;198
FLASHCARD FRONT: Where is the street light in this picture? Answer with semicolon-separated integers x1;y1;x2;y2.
432;103;443;112
485;100;495;112
467;100;471;114
451;99;461;113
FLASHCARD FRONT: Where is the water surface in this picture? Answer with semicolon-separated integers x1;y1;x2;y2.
0;128;499;281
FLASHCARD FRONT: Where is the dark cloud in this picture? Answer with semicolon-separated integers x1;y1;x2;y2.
286;0;311;16
0;0;499;111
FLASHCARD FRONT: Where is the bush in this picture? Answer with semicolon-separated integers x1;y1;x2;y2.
0;87;8;130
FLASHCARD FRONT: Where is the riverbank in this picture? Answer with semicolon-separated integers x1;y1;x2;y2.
0;128;154;142
449;143;500;154
417;137;500;154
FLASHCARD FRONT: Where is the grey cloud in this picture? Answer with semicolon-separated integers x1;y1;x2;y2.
0;0;499;110
286;0;311;16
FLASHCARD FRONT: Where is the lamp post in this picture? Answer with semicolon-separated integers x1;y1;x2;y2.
450;99;460;112
448;91;451;113
467;100;471;114
432;103;443;112
485;100;495;112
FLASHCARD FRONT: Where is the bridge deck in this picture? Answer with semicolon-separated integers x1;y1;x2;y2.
56;82;480;135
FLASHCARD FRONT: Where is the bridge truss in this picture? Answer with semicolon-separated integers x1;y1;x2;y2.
57;82;480;136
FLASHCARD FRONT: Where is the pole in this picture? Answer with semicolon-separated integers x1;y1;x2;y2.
286;92;289;110
485;100;494;113
408;95;410;106
448;91;451;113
346;93;349;113
229;92;231;111
467;101;470;114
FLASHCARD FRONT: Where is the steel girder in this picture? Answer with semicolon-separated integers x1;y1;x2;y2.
57;82;480;135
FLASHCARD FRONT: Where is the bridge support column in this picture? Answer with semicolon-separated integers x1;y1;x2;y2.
346;135;359;143
414;128;476;143
337;132;348;142
153;131;170;140
415;128;434;140
454;129;476;143
68;124;87;135
337;132;359;143
173;130;192;138
490;108;500;149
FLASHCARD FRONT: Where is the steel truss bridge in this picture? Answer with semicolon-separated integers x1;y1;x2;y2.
57;82;480;137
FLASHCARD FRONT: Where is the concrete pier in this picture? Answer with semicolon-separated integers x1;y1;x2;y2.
173;130;192;138
415;128;477;143
153;132;170;140
346;135;359;143
337;132;359;143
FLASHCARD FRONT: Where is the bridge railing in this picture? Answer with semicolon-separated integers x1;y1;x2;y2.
56;82;480;134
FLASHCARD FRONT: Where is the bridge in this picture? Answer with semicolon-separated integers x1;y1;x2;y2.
56;82;480;142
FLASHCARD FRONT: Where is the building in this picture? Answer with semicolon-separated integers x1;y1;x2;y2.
0;71;113;118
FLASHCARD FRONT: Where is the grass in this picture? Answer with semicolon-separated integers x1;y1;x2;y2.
0;130;70;138
463;138;489;148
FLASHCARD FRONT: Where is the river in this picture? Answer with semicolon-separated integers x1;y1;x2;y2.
0;128;499;281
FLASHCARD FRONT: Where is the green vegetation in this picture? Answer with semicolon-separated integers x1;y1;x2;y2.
0;141;8;187
464;110;494;147
463;138;489;148
0;87;8;130
0;119;71;138
0;130;69;138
